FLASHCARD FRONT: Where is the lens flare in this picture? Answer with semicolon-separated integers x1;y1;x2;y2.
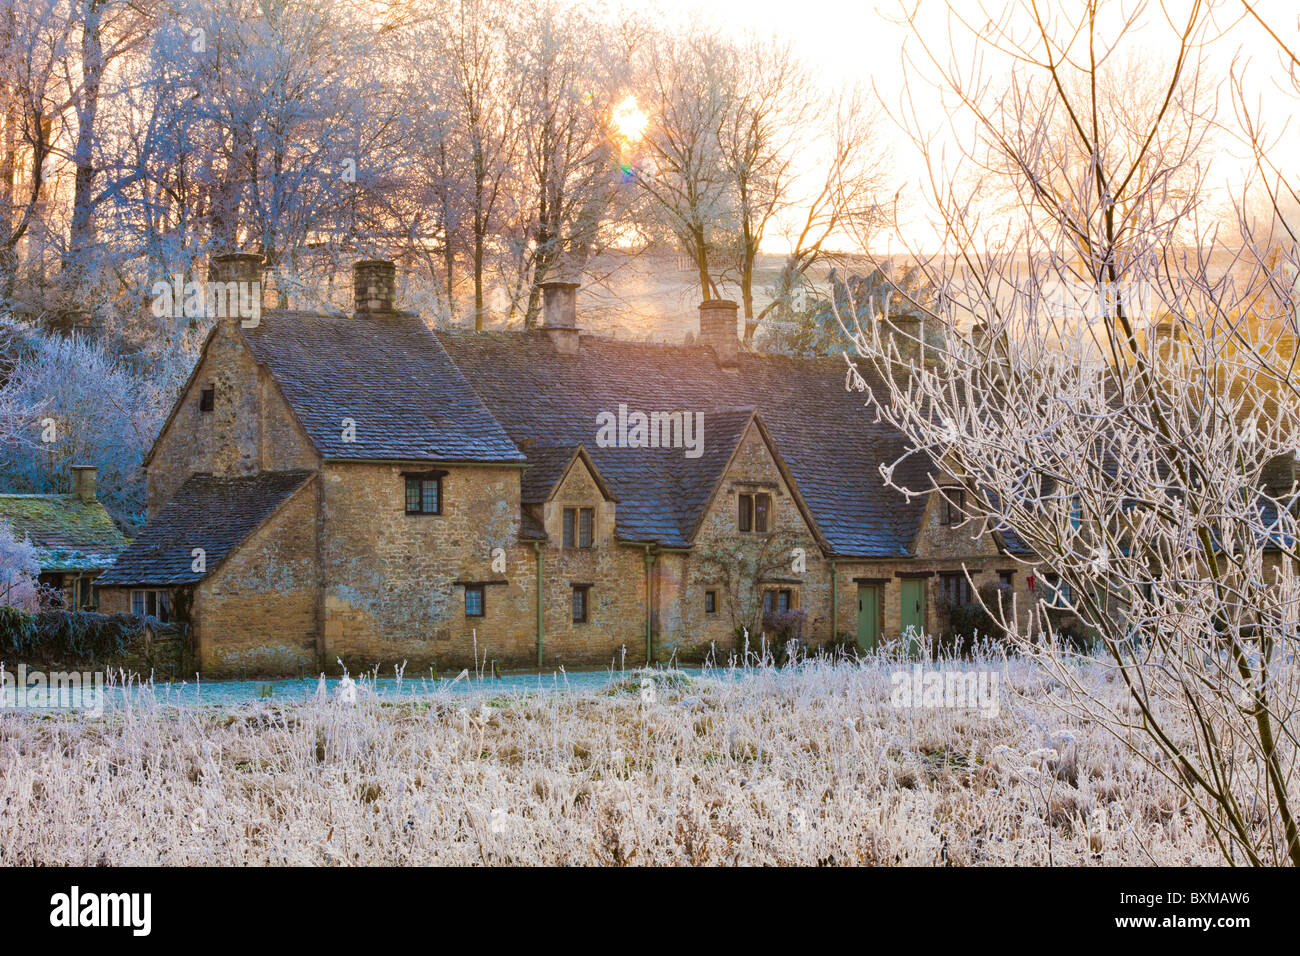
611;95;648;143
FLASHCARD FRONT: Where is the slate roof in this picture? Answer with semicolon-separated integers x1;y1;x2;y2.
520;444;584;503
439;331;935;556
97;471;314;586
0;494;129;572
240;310;524;464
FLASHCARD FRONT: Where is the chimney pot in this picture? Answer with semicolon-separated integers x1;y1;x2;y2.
699;299;740;368
70;465;97;502
354;259;398;315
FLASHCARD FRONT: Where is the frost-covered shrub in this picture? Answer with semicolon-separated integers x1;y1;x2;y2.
0;610;160;664
0;517;40;611
762;608;806;643
0;329;189;532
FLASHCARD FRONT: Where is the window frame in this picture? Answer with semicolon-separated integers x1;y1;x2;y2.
754;493;771;533
464;584;485;618
403;471;445;516
1043;573;1072;608
130;589;171;622
939;488;965;526
738;493;753;532
939;573;972;606
578;507;594;548
571;584;591;624
763;588;793;614
562;508;576;548
199;385;215;413
704;589;717;614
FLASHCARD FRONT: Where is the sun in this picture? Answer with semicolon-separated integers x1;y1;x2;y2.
610;95;648;143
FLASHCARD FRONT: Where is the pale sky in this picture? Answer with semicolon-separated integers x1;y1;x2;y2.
600;0;1300;254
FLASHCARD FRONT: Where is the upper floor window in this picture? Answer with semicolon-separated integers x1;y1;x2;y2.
704;589;717;614
404;472;443;515
939;488;965;525
563;507;595;548
199;386;215;413
739;492;771;533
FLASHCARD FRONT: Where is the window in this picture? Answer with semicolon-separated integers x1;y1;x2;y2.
572;585;590;623
940;488;965;525
939;573;971;606
37;573;65;607
763;588;793;614
564;507;594;549
998;569;1015;589
1044;573;1071;608
404;474;442;515
739;492;771;533
76;577;97;609
464;584;485;617
130;590;171;622
199;386;215;412
704;590;717;614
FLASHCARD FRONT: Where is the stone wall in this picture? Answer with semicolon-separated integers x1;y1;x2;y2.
320;462;536;672
191;477;320;676
537;456;647;667
146;323;318;517
667;421;829;660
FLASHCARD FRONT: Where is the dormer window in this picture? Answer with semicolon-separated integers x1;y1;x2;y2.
939;488;964;525
739;492;770;533
199;386;215;413
403;471;445;515
563;507;594;548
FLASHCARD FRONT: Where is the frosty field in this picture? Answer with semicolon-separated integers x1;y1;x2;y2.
0;655;1260;866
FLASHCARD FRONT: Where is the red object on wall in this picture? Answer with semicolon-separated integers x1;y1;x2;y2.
1026;573;1035;592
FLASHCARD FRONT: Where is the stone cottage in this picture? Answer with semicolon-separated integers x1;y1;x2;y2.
0;466;129;609
97;255;1033;676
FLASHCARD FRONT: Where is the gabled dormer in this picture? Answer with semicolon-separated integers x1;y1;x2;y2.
521;444;617;548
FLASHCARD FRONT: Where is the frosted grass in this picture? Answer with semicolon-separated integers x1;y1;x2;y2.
0;651;1270;865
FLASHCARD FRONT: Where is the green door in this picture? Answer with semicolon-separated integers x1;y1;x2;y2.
856;583;880;652
900;578;924;656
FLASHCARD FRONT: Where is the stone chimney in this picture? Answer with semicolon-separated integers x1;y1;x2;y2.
354;259;398;316
208;252;263;286
699;299;740;369
69;465;97;502
882;311;922;370
541;279;581;354
205;252;264;326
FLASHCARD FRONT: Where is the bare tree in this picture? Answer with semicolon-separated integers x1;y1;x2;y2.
0;0;70;307
632;28;735;303
845;0;1300;864
500;2;623;327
